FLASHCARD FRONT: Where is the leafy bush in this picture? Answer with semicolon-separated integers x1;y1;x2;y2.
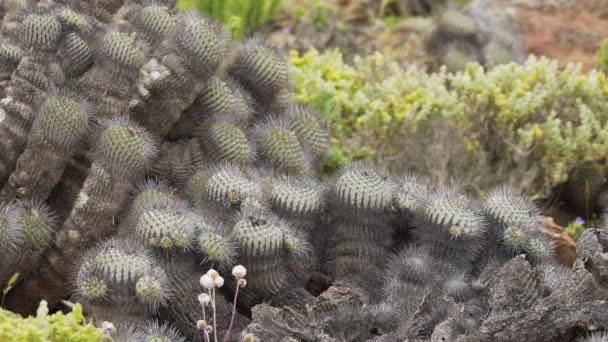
177;0;283;38
598;38;608;72
0;301;104;342
290;49;608;198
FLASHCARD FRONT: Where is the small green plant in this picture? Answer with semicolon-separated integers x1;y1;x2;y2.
0;300;104;342
178;0;283;38
1;273;18;308
565;217;586;241
565;216;601;241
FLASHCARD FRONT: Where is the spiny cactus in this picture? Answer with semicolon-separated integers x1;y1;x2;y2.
131;201;196;250
168;76;254;140
15;200;55;250
100;31;146;70
229;37;291;113
0;202;20;252
0;200;55;286
175;12;229;75
334;161;394;212
59;32;93;78
196;219;237;269
56;7;91;33
254;116;311;176
413;187;486;269
96;118;156;176
436;9;478;38
200;114;254;165
269;176;323;218
285;104;330;161
131;178;176;214
0;43;22;74
20;14;63;50
186;163;263;211
482;186;554;264
135;4;177;43
0;92;91;201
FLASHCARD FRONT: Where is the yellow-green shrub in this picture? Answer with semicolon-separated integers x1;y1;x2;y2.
0;301;104;342
598;38;608;72
290;49;608;198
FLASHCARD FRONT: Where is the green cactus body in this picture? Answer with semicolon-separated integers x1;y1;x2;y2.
135;268;170;309
16;201;54;250
0;93;91;201
135;205;195;250
200;77;253;119
395;174;430;213
204;164;262;206
0;203;20;252
100;31;146;70
92;242;153;284
57;8;90;32
0;44;23;72
176;13;229;75
229;38;291;112
138;5;176;40
205;119;252;164
232;214;283;257
484;187;540;228
20;14;62;50
282;226;309;258
77;263;108;300
230;213;292;302
335;162;394;212
414;188;486;269
185;169;211;206
141;322;186;342
196;222;236;268
270;177;323;217
437;10;477;37
60;32;93;78
97;119;156;176
255;118;309;175
168;77;254;140
286;105;330;159
525;237;553;264
35;94;90;148
132;180;175;214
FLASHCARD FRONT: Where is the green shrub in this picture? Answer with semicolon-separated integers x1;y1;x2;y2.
290;49;608;198
598;38;608;72
0;301;105;342
177;0;282;38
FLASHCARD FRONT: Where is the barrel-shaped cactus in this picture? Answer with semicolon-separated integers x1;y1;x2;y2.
175;12;229;75
334;162;395;213
413;187;486;269
20;14;63;50
254;117;311;176
99;31;147;70
96;118;157;176
229;38;291;113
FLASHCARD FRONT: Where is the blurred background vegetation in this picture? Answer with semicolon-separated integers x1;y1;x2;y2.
176;0;608;239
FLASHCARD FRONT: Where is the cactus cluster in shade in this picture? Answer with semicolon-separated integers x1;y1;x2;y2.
0;2;605;342
426;8;523;71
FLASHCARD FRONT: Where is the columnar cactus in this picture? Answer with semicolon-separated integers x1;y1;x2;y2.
0;93;91;201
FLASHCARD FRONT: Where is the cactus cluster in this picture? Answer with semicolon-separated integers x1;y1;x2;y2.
0;2;605;342
427;8;523;71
